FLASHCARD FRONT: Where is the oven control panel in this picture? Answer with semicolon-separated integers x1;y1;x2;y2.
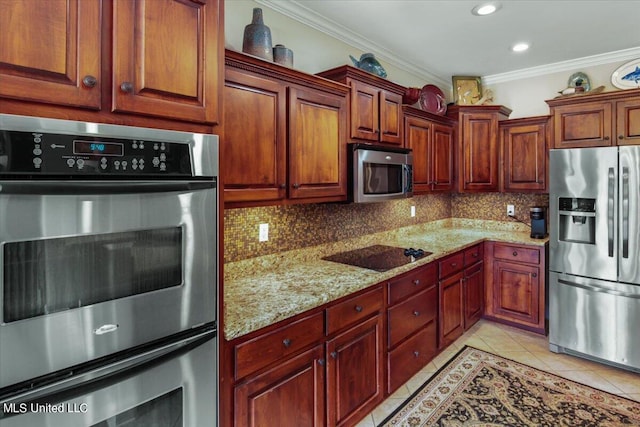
0;130;193;176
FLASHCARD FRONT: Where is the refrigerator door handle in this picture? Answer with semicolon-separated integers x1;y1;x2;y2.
558;278;640;299
608;167;616;257
622;166;630;258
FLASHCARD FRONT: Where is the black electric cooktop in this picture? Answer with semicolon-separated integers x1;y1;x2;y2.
322;245;432;272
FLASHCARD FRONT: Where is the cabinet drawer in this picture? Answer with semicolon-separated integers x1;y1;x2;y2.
494;244;539;264
387;322;437;393
326;286;383;335
464;244;484;266
388;286;437;348
388;263;437;305
439;252;464;278
235;311;324;380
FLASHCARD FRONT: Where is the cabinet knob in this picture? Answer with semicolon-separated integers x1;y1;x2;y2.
473;253;478;258
619;135;624;140
279;183;286;189
532;273;538;278
318;358;326;366
292;183;300;189
413;310;420;316
451;262;457;267
512;251;518;257
330;351;338;359
413;351;420;358
282;338;292;348
413;279;420;286
604;136;610;141
354;305;363;313
82;75;97;88
120;81;134;93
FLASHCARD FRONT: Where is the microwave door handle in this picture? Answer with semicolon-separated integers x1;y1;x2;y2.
403;164;412;193
608;167;615;257
622;166;630;258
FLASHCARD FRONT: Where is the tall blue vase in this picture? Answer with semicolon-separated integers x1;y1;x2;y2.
242;8;273;61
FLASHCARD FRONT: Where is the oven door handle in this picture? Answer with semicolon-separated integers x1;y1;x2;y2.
0;180;216;195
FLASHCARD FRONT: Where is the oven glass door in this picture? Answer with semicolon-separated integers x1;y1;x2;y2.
0;333;217;427
0;186;217;389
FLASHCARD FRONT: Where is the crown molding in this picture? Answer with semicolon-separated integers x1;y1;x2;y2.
255;0;452;90
483;47;640;85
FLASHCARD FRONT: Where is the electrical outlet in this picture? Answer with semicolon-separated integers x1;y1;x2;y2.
410;205;416;217
507;204;515;216
259;223;269;242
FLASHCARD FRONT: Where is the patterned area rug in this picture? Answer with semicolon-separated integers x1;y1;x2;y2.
379;346;640;426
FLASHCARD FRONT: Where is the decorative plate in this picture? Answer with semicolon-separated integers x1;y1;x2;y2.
419;84;446;115
567;72;591;92
611;58;640;89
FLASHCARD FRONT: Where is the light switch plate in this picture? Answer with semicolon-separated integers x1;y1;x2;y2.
507;204;515;216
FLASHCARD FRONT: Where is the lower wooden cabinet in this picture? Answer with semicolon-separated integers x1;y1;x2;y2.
439;270;465;348
484;242;548;334
234;344;326;427
463;261;484;329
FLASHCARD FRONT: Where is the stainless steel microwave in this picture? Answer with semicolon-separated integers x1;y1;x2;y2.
348;143;413;203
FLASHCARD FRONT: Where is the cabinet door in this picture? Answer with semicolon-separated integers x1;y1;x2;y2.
502;123;547;192
439;271;464;348
616;98;640;146
350;80;379;142
404;116;433;193
552;101;613;148
288;86;348;200
112;0;221;124
0;0;101;109
327;315;383;427
461;112;499;191
432;123;455;191
234;345;325;427
464;262;484;329
379;90;403;145
223;69;287;203
492;260;540;327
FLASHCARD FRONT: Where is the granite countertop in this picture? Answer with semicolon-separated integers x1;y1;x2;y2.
223;218;548;341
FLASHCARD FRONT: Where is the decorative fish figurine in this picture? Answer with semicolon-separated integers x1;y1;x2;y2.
622;66;640;85
349;53;387;78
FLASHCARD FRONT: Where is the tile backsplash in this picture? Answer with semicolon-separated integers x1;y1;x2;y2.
224;193;548;263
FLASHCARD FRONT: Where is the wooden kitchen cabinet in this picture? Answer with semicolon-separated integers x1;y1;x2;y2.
447;105;512;192
317;66;405;146
546;88;640;148
0;0;223;126
484;242;548;334
403;107;455;193
463;245;484;329
500;116;549;192
224;50;349;207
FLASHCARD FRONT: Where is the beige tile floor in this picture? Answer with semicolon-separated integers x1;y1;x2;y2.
357;319;640;427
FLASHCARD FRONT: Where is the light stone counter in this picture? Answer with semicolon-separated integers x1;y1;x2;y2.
224;219;548;341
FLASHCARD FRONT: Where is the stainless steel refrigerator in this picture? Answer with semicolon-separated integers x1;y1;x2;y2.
549;146;640;372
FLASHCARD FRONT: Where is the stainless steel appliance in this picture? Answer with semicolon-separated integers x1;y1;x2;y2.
549;146;640;372
348;143;413;203
322;245;431;272
0;114;218;425
530;207;547;239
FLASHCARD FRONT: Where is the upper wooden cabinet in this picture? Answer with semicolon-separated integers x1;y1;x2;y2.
447;105;512;192
403;106;455;193
317;66;404;146
0;0;222;127
223;50;349;207
499;116;549;193
0;0;102;109
546;88;640;148
112;0;221;124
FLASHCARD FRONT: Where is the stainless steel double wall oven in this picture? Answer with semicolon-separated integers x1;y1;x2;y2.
0;114;218;426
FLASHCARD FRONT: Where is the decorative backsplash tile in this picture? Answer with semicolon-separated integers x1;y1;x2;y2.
224;193;549;263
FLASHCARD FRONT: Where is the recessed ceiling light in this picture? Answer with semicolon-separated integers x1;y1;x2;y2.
512;43;530;52
472;2;501;16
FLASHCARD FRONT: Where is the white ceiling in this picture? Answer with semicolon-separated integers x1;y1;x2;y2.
256;0;640;88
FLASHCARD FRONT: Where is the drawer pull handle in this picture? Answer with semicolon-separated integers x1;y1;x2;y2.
413;351;420;358
413;310;420;316
451;262;457;267
413;279;420;286
513;251;518;256
355;305;363;313
282;338;292;348
330;351;338;359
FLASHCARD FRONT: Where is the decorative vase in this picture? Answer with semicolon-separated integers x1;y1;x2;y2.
273;44;293;68
242;8;273;61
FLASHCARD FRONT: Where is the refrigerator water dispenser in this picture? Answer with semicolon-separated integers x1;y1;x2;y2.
558;197;596;244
